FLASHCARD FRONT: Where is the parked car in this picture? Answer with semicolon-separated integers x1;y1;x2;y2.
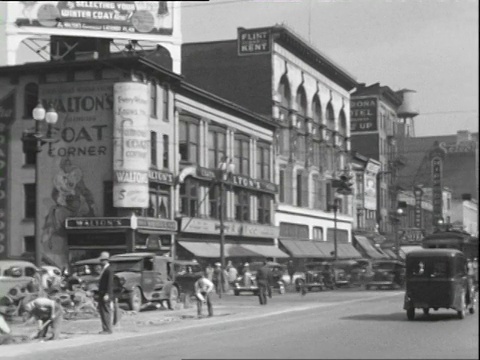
110;253;201;312
66;257;104;294
365;259;406;290
0;260;39;300
404;249;476;320
40;265;62;289
294;262;327;292
233;261;286;296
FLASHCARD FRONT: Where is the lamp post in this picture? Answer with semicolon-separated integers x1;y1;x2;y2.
393;207;404;260
23;102;58;267
330;174;353;260
216;158;235;298
331;198;340;261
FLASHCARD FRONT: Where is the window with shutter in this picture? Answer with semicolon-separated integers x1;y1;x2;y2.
302;171;309;208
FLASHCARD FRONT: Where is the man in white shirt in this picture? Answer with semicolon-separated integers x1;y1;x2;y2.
194;273;214;317
24;296;63;340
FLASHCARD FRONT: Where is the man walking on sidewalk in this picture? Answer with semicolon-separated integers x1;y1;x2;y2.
194;273;214;317
256;260;272;305
97;251;114;334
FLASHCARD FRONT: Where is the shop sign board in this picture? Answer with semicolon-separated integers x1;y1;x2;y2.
113;82;150;208
181;217;278;238
350;98;377;132
66;217;132;229
148;169;174;184
237;27;271;56
136;217;177;231
10;1;174;36
0;91;15;259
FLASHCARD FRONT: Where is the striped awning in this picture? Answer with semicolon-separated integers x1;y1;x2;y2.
178;241;288;258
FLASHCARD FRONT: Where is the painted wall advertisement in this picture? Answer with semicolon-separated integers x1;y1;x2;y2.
11;1;173;35
0;91;15;259
364;160;380;210
113;82;150;208
39;80;114;266
237;27;272;56
350;98;377;132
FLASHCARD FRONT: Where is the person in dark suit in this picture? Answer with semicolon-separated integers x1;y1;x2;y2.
256;260;272;305
97;251;114;334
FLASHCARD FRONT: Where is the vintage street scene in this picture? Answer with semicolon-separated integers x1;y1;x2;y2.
0;1;478;359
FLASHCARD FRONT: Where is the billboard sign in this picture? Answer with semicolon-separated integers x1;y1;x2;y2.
364;160;380;210
113;82;150;208
11;1;173;35
350;98;377;132
238;27;272;56
0;91;15;259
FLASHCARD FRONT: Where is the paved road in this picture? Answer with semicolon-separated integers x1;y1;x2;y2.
2;290;478;359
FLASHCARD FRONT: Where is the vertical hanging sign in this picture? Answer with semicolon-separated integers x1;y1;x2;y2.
430;142;445;227
0;91;15;259
113;82;150;208
413;187;424;229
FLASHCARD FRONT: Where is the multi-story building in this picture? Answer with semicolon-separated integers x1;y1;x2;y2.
182;25;362;260
350;83;408;239
0;54;284;267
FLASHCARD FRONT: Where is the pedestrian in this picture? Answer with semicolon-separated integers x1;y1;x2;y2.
205;263;214;281
227;262;238;290
194;273;214;317
256;260;272;305
212;262;222;294
97;251;114;334
287;260;296;285
23;294;63;340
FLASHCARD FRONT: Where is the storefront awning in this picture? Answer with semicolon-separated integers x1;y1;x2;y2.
354;236;388;259
178;241;288;258
242;244;289;258
279;239;329;258
279;240;362;259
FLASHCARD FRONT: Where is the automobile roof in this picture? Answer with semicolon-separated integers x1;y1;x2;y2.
72;258;102;266
0;260;38;268
406;249;464;258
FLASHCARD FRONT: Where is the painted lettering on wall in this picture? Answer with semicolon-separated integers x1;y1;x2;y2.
0;91;15;259
113;82;150;208
238;28;271;55
350;98;377;132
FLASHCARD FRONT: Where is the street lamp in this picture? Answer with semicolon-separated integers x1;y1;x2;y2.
215;158;235;298
392;202;407;261
329;174;353;260
23;101;59;266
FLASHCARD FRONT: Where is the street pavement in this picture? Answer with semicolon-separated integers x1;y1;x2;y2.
1;288;478;359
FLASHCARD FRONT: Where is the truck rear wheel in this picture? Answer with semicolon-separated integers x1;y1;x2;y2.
129;287;142;312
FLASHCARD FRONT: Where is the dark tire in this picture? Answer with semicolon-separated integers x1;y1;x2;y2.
234;290;240;296
169;286;179;310
423;308;430;315
407;307;415;320
469;290;477;314
129;287;142;312
457;291;466;319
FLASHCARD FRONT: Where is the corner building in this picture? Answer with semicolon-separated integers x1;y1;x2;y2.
182;26;362;260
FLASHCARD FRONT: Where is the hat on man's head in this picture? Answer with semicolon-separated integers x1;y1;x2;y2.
99;251;110;261
214;262;221;267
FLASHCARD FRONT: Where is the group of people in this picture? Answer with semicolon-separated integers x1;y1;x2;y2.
204;261;239;294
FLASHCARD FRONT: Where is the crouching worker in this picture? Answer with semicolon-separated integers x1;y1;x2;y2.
194;273;214;317
24;297;63;340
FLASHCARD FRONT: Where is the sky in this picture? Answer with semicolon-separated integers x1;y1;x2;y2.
181;0;479;137
1;0;478;137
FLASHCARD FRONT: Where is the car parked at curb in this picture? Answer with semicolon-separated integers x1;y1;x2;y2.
66;257;104;294
233;261;286;296
365;259;405;290
0;260;38;300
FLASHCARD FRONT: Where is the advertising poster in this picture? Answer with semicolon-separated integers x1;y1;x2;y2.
364;160;380;210
113;82;150;208
38;80;114;266
12;1;173;35
0;91;15;259
350;98;377;132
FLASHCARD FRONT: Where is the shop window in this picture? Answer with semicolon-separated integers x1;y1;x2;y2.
234;189;250;222
104;181;116;217
208;184;220;219
163;134;169;169
313;227;323;240
234;135;250;176
150;81;157;118
208;126;226;169
24;83;38;119
24;183;35;219
256;142;270;181
257;194;272;224
145;184;170;219
180;178;199;217
179;116;199;164
151;131;157;166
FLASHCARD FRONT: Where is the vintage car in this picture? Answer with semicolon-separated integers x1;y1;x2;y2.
364;259;406;290
403;249;477;320
233;261;286;296
110;253;201;311
66;257;104;293
0;260;38;300
294;262;327;292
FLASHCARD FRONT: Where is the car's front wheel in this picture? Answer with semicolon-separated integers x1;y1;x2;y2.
457;291;466;319
169;286;179;310
129;287;142;312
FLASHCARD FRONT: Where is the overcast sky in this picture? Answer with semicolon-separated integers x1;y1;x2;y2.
182;0;479;137
1;0;477;138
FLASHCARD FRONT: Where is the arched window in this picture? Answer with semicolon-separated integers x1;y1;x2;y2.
278;75;291;108
24;83;38;118
296;86;307;117
338;110;347;137
326;102;335;131
312;95;322;124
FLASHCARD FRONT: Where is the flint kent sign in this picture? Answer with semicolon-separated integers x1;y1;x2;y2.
238;27;272;56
